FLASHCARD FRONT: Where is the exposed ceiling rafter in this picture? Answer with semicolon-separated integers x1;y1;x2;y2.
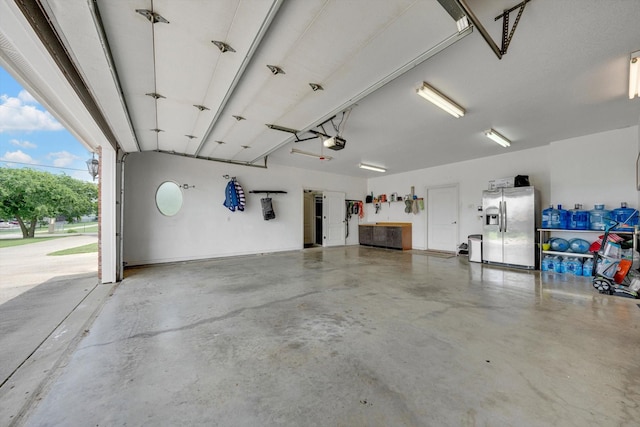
437;0;532;59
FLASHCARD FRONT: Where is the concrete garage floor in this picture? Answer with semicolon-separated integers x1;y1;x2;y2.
13;246;640;426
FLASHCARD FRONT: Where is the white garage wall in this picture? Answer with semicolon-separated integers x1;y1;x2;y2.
548;126;638;213
123;152;366;266
365;126;639;250
365;146;551;250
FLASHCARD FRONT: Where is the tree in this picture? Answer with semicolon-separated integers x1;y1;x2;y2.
0;168;98;238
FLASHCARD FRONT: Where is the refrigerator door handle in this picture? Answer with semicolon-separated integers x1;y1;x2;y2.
498;201;503;232
503;201;507;232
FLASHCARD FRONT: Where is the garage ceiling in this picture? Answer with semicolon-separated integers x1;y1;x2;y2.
3;0;640;177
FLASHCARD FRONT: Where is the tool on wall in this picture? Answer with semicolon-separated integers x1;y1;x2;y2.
345;199;363;238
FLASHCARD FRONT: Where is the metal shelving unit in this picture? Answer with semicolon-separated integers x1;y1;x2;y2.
538;228;638;268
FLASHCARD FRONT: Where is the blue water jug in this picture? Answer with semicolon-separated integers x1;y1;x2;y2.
550;238;569;252
611;202;638;229
549;206;562;229
556;257;567;273
582;258;593;277
541;255;553;271
589;204;612;230
556;205;569;229
568;204;590;230
542;205;554;228
569;238;590;253
566;257;583;276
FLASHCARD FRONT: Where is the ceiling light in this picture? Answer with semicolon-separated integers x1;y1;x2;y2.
309;83;324;91
193;104;209;111
359;163;386;173
629;51;640;99
416;82;465;118
291;148;332;161
484;129;511;147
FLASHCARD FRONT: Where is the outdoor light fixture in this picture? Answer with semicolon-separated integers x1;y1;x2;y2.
86;153;99;181
290;148;332;161
629;51;640;99
359;163;386;173
484;129;511;147
416;82;465;118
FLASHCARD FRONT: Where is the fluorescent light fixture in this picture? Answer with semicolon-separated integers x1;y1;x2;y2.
359;163;386;173
416;82;465;118
484;129;511;147
290;148;332;161
629;51;640;99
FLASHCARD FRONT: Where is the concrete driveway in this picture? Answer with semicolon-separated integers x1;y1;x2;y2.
0;233;102;413
0;234;98;305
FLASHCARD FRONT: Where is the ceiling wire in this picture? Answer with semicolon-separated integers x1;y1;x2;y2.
150;0;159;151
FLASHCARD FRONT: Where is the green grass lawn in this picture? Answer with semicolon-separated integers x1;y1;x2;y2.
0;236;67;249
48;242;99;256
0;221;98;236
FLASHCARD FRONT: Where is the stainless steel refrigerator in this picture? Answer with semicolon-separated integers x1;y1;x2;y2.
482;186;538;269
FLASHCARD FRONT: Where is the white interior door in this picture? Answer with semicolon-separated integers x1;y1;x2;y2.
427;185;459;252
322;191;346;247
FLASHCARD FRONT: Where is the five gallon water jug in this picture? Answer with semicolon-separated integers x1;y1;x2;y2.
542;205;554;228
569;238;590;253
568;204;590;230
611;202;639;229
589;204;612;230
548;206;563;229
556;205;569;229
582;258;593;277
550;237;569;252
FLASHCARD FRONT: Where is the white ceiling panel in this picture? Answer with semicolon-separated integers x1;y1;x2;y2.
5;0;640;177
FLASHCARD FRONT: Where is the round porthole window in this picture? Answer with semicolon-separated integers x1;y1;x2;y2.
155;181;183;216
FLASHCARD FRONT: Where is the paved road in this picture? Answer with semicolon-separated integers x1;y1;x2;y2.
0;235;98;305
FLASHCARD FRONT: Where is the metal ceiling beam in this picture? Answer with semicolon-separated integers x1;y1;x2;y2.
193;0;285;158
251;26;473;164
454;0;503;59
88;0;141;152
13;0;120;151
439;0;532;60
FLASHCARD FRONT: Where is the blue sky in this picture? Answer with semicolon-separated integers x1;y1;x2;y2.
0;67;95;182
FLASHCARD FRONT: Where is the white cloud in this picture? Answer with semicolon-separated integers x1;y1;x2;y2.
0;150;38;164
9;138;37;149
18;90;37;104
49;150;79;167
0;94;64;132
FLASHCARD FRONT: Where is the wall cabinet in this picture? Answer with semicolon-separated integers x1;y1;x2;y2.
359;223;412;250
